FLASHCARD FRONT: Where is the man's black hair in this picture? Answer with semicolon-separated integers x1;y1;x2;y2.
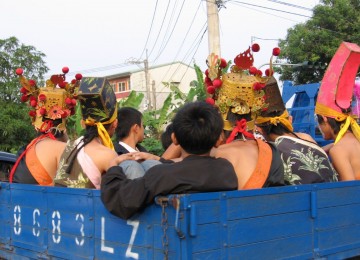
172;101;223;154
160;123;173;150
116;107;142;140
256;111;293;136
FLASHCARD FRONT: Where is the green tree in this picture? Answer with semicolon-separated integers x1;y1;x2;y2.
0;37;49;152
277;0;360;84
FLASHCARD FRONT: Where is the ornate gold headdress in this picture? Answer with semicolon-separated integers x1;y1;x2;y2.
16;67;82;133
204;43;281;132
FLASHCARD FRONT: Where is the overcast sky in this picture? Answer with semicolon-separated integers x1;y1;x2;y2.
1;0;320;78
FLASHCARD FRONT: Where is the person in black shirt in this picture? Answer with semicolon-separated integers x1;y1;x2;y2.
101;101;238;219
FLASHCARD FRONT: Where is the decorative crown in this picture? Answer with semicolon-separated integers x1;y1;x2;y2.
16;67;83;133
204;43;281;130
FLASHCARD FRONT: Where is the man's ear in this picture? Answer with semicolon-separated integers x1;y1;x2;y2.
112;119;118;130
171;133;179;145
288;115;293;124
322;115;328;123
80;119;86;129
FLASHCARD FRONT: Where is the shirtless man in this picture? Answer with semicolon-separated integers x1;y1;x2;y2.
205;48;284;189
10;67;81;186
315;41;360;181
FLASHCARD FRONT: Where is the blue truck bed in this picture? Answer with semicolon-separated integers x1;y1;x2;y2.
1;181;360;259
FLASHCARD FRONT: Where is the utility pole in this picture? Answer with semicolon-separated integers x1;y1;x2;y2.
151;80;156;111
207;0;221;57
126;50;151;110
144;49;151;110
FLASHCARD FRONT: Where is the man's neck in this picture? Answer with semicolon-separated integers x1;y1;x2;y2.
120;136;137;150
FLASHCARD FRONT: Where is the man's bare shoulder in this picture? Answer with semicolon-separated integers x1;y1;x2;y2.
215;140;258;156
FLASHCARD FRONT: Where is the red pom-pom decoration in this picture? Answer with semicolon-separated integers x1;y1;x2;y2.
272;47;281;56
20;95;28;102
207;86;216;95
253;82;266;90
212;79;222;88
20;87;28;94
39;107;46;116
75;73;83;80
38;94;46;101
29;110;36;117
71;99;77;106
59;81;67;88
65;97;72;105
16;68;23;75
219;58;227;68
251;43;260;52
71;79;76;84
62;67;69;74
205;97;215;105
30;100;37;107
28;79;36;87
29;96;37;102
249;66;258;75
256;70;263;76
265;68;273;77
205;69;209;77
205;77;212;85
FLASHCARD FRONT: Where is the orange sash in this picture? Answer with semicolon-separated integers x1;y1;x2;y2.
25;143;54;186
243;139;272;189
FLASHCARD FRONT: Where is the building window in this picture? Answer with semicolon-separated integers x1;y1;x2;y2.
113;80;130;93
118;82;126;92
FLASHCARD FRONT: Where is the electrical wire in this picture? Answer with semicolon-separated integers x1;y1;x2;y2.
153;0;187;63
230;0;312;18
264;0;313;11
138;0;159;60
147;0;172;59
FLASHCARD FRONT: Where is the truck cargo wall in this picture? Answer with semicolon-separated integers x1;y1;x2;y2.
1;181;360;259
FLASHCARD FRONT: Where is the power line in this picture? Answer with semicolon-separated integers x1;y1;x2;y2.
153;0;187;62
229;0;312;18
264;0;313;11
147;0;171;58
138;0;159;60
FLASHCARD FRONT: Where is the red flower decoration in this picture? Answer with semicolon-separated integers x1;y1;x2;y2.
48;105;67;120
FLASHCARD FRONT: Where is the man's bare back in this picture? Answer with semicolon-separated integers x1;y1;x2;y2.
329;132;360;181
211;140;259;189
